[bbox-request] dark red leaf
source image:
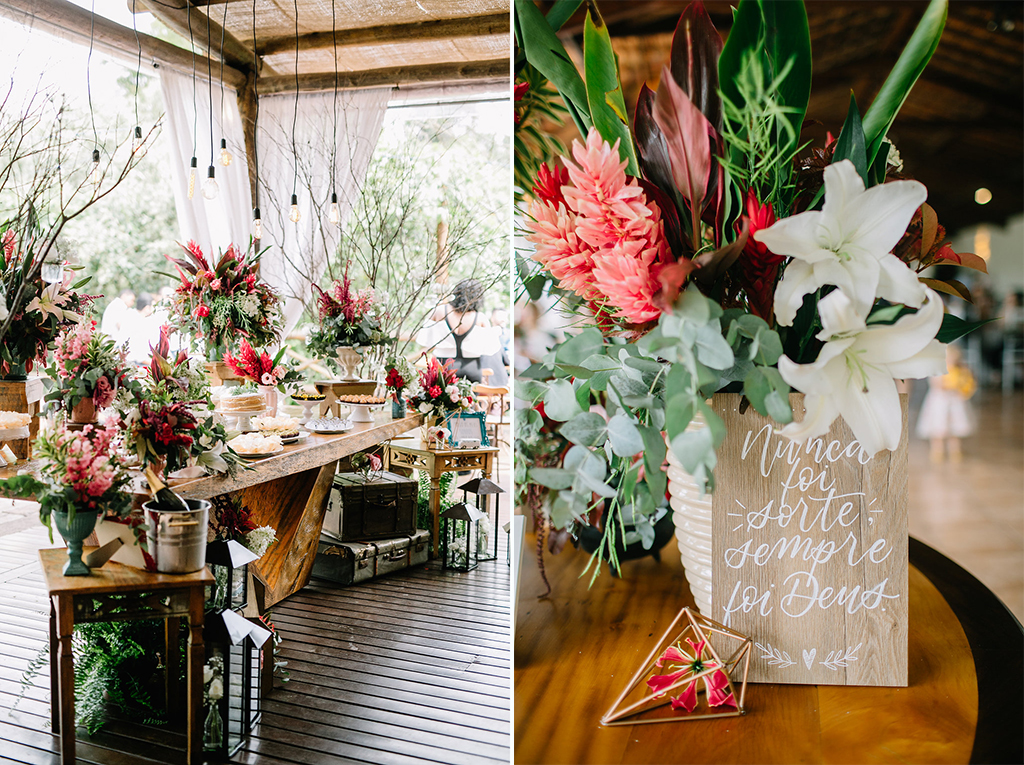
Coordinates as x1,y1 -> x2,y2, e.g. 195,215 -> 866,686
668,1 -> 724,132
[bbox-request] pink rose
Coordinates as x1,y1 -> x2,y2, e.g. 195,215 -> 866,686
260,372 -> 274,385
210,278 -> 222,291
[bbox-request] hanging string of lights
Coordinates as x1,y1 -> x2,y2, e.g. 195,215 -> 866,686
187,2 -> 198,200
88,0 -> 101,188
218,0 -> 232,167
203,6 -> 219,200
289,0 -> 301,224
328,0 -> 340,226
251,0 -> 262,240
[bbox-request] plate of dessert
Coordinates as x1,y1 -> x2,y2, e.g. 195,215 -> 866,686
253,415 -> 305,443
337,394 -> 386,423
216,386 -> 267,429
305,416 -> 353,434
229,432 -> 284,459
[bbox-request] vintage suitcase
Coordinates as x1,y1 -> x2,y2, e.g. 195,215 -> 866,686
311,530 -> 430,585
324,470 -> 417,541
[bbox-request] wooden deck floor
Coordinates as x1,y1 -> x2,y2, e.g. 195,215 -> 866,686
0,525 -> 511,764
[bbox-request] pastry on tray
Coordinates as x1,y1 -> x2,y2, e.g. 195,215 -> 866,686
336,394 -> 386,405
306,416 -> 351,432
228,432 -> 283,455
291,385 -> 326,401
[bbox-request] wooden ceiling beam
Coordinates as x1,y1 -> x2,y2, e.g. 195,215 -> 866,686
0,0 -> 246,89
135,0 -> 269,75
257,13 -> 509,57
257,59 -> 509,94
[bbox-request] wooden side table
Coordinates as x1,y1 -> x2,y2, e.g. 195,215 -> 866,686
386,437 -> 499,557
39,548 -> 214,765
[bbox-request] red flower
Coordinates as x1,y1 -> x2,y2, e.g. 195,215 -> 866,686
195,305 -> 210,318
385,369 -> 405,390
428,385 -> 442,399
735,188 -> 784,322
647,638 -> 736,714
532,162 -> 569,211
514,81 -> 529,101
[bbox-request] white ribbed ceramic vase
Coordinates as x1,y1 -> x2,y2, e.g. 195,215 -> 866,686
335,346 -> 362,381
666,413 -> 713,615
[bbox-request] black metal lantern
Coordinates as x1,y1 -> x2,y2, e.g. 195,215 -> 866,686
202,608 -> 272,759
457,477 -> 505,563
440,502 -> 486,572
206,539 -> 260,611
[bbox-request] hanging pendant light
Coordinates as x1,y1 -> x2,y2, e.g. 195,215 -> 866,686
131,0 -> 143,152
90,149 -> 102,188
188,156 -> 198,199
251,0 -> 262,240
328,192 -> 340,226
219,138 -> 232,167
289,0 -> 300,226
203,166 -> 219,200
217,2 -> 233,167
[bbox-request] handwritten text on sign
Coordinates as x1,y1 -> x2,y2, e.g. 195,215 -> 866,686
711,394 -> 908,686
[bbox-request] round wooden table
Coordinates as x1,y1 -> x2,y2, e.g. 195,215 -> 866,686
514,535 -> 1023,764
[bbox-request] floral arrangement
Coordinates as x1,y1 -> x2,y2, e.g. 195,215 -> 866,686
383,354 -> 416,403
0,226 -> 94,376
44,320 -> 129,414
209,494 -> 277,556
165,241 -> 281,358
0,422 -> 132,538
349,450 -> 383,480
115,328 -> 246,477
223,339 -> 303,391
406,357 -> 475,420
306,271 -> 390,358
515,0 -> 984,572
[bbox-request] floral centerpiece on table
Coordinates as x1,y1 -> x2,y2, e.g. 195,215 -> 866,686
165,241 -> 281,360
116,327 -> 246,477
0,226 -> 94,377
223,339 -> 303,391
44,320 -> 129,421
306,271 -> 390,377
0,422 -> 132,574
406,357 -> 475,421
383,353 -> 416,416
515,0 -> 985,574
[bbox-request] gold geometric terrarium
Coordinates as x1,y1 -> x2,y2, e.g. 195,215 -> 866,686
602,607 -> 751,725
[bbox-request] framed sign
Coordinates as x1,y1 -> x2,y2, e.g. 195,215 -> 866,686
711,394 -> 908,687
448,411 -> 489,447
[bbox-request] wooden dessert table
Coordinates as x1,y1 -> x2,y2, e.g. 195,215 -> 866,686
385,434 -> 499,557
515,535 -> 1023,765
39,547 -> 213,765
2,412 -> 422,611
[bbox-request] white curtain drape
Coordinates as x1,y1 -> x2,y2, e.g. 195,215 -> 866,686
253,88 -> 390,336
159,69 -> 251,255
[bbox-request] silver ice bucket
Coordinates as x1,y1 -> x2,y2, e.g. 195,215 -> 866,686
143,498 -> 211,574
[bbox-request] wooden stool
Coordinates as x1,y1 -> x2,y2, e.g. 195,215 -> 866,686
39,548 -> 213,765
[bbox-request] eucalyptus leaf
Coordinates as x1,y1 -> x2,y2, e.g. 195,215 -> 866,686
607,414 -> 644,457
543,379 -> 582,421
670,426 -> 714,474
559,412 -> 608,447
576,470 -> 616,498
555,328 -> 604,366
695,323 -> 734,369
528,467 -> 574,490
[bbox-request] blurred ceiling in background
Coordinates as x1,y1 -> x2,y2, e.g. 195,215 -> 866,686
536,0 -> 1023,236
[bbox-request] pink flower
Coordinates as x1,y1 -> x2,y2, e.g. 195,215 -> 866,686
272,366 -> 286,381
646,637 -> 736,714
210,278 -> 223,291
525,128 -> 671,320
92,375 -> 115,409
368,454 -> 382,471
260,372 -> 274,385
195,305 -> 210,318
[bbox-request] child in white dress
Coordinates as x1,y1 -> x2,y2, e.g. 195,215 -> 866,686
916,344 -> 976,462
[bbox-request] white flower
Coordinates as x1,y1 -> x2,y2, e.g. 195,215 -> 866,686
208,678 -> 224,701
754,160 -> 927,325
245,525 -> 277,557
418,402 -> 432,414
778,288 -> 946,457
26,282 -> 76,323
203,665 -> 214,684
445,385 -> 458,398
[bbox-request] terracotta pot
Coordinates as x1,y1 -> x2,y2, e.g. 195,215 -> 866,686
70,397 -> 97,424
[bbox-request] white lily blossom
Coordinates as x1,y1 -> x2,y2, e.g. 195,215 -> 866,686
778,288 -> 947,457
754,159 -> 928,325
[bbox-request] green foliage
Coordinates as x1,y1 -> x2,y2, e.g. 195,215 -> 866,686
416,470 -> 456,533
583,11 -> 639,176
514,64 -> 568,201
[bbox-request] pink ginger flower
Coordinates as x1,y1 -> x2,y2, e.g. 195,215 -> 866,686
525,129 -> 671,322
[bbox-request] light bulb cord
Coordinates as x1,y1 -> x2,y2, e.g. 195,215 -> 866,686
132,0 -> 141,132
207,5 -> 214,166
291,0 -> 299,198
219,0 -> 228,142
88,0 -> 98,151
332,0 -> 338,199
252,0 -> 260,210
189,3 -> 197,158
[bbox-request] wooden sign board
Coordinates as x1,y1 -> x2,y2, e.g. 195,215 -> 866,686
711,393 -> 908,686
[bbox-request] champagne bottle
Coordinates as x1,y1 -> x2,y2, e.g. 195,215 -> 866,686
144,466 -> 190,512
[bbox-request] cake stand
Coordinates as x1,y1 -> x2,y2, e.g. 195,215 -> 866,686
345,403 -> 383,423
215,407 -> 267,433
